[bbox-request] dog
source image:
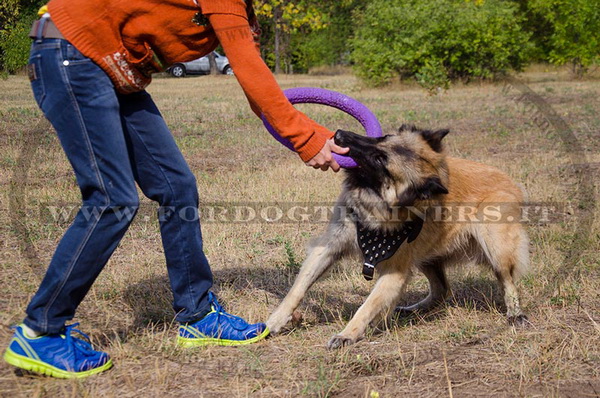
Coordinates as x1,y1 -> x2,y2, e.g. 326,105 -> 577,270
266,125 -> 530,349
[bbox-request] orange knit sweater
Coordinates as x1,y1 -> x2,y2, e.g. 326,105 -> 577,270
47,0 -> 333,162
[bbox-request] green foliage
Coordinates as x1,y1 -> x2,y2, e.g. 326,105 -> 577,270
293,1 -> 367,71
526,0 -> 600,73
0,0 -> 21,30
1,1 -> 46,74
0,12 -> 35,74
1,0 -> 596,79
255,0 -> 329,72
414,59 -> 450,93
351,0 -> 533,87
283,240 -> 301,270
256,0 -> 328,31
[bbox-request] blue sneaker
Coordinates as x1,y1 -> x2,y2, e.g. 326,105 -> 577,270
177,292 -> 269,347
3,323 -> 112,378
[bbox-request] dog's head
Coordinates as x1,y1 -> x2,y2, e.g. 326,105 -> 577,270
335,124 -> 450,212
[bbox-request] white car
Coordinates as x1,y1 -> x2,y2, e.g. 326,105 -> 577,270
168,52 -> 233,77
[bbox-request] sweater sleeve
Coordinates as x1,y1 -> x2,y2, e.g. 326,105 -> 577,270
197,0 -> 247,17
205,12 -> 334,162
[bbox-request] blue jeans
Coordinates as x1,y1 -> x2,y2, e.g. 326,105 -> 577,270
24,38 -> 213,334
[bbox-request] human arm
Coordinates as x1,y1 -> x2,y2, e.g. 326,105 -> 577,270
204,12 -> 348,170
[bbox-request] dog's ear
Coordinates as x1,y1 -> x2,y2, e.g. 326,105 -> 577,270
416,176 -> 449,199
420,129 -> 449,153
398,124 -> 418,134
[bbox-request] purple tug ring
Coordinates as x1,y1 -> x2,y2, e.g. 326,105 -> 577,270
261,87 -> 383,169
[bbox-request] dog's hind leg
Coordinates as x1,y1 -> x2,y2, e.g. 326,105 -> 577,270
473,221 -> 530,326
395,257 -> 449,315
267,220 -> 356,335
328,262 -> 411,349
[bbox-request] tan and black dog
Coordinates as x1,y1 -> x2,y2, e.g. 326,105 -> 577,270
266,125 -> 529,349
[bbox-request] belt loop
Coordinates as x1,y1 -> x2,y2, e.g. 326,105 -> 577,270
35,16 -> 49,43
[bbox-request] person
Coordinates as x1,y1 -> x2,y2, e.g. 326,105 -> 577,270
3,0 -> 349,378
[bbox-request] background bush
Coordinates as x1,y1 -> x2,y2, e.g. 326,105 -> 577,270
293,1 -> 365,72
1,0 -> 45,75
350,0 -> 533,88
526,0 -> 600,74
1,0 -> 597,85
0,13 -> 36,74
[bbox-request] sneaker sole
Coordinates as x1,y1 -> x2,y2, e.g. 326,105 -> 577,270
177,327 -> 270,347
3,348 -> 113,379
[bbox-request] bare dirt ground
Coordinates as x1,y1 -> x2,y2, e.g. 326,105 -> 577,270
0,70 -> 598,397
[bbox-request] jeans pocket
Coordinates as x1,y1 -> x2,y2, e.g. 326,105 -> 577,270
28,54 -> 46,108
63,42 -> 92,65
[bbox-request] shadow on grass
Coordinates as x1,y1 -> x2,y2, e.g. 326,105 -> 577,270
392,274 -> 506,327
122,276 -> 174,330
119,265 -> 301,331
119,265 -> 507,335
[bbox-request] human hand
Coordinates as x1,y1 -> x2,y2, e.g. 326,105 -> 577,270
305,138 -> 350,172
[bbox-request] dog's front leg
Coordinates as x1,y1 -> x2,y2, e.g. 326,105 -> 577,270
327,264 -> 411,349
267,242 -> 342,334
267,203 -> 356,335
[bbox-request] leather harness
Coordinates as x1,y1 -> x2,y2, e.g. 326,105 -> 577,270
355,215 -> 424,280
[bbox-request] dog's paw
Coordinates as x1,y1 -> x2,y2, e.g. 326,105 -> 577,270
265,321 -> 283,335
508,314 -> 531,327
266,313 -> 293,335
327,335 -> 356,350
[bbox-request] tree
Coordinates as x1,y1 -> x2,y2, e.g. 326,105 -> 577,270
207,52 -> 218,75
254,0 -> 327,73
294,0 -> 369,71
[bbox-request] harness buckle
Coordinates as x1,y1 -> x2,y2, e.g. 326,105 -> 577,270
362,263 -> 375,280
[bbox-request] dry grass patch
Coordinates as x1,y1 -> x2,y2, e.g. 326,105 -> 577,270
0,72 -> 598,396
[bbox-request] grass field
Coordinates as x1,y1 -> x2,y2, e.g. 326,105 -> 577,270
0,70 -> 599,397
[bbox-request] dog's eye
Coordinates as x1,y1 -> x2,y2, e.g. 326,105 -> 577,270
392,145 -> 415,159
373,153 -> 388,168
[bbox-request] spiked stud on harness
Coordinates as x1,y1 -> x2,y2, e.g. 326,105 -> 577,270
356,217 -> 423,280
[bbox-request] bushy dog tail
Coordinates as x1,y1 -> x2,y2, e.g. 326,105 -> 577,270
511,228 -> 530,281
511,183 -> 530,281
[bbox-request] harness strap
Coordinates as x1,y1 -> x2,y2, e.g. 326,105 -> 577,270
356,217 -> 423,280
